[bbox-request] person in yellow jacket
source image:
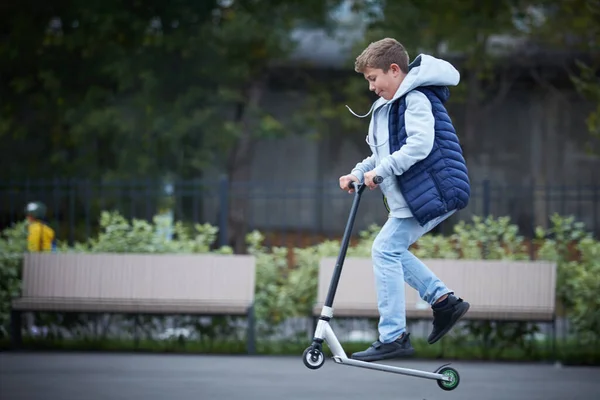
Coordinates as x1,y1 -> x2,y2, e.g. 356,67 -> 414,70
25,201 -> 56,252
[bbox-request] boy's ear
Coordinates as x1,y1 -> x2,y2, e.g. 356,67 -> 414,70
389,63 -> 401,75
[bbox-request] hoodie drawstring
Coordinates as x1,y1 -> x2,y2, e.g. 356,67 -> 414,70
345,101 -> 389,149
345,102 -> 376,118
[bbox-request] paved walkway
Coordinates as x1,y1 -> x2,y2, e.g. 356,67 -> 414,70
1,352 -> 598,400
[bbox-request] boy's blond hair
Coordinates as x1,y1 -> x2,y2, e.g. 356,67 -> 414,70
355,38 -> 409,74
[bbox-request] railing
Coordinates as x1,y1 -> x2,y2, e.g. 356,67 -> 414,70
1,178 -> 599,248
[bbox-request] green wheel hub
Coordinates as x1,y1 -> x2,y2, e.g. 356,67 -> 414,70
436,366 -> 460,391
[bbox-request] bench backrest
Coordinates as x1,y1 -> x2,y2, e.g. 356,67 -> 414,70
315,257 -> 557,321
21,253 -> 256,306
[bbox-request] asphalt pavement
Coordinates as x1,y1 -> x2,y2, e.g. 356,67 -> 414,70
1,352 -> 598,400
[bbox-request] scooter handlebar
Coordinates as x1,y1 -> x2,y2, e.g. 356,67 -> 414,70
350,176 -> 383,193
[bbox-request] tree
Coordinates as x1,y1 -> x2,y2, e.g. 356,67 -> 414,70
198,0 -> 345,253
0,0 -> 346,252
526,0 -> 600,153
0,0 -> 221,180
323,0 -> 540,160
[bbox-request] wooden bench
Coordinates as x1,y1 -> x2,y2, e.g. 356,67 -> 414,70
11,252 -> 257,353
313,257 -> 558,322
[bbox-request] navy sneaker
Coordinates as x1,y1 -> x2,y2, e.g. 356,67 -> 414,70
427,294 -> 470,344
351,332 -> 415,362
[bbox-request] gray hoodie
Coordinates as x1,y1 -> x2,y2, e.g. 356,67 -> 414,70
349,54 -> 460,218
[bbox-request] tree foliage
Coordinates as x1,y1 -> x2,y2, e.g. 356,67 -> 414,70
0,0 -> 343,181
1,0 -> 346,252
2,0 -> 598,253
330,0 -> 538,158
527,0 -> 600,151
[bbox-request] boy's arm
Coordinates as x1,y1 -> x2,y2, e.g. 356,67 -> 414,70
350,155 -> 376,182
373,91 -> 435,178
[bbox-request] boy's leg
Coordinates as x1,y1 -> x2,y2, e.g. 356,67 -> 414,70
401,210 -> 471,344
399,243 -> 470,344
351,211 -> 469,362
352,216 -> 444,361
402,210 -> 455,303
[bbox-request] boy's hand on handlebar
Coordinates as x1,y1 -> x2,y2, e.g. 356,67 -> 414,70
364,170 -> 379,190
339,174 -> 359,193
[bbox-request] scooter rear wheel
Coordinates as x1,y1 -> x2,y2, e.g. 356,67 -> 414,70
436,367 -> 460,391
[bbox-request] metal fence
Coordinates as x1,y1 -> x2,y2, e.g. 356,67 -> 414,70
1,178 -> 599,248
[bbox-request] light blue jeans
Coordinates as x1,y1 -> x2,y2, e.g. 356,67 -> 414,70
371,210 -> 456,343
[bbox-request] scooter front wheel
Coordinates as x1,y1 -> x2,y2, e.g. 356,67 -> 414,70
302,346 -> 325,370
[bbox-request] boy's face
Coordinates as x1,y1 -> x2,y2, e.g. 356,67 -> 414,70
363,63 -> 405,100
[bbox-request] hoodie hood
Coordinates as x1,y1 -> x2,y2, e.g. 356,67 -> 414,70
392,53 -> 460,102
346,54 -> 460,118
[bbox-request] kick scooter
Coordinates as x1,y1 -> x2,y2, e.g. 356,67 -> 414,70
302,179 -> 461,391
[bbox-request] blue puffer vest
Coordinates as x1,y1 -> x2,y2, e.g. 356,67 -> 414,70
387,85 -> 470,226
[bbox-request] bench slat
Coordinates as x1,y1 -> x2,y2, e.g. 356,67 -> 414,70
12,298 -> 251,315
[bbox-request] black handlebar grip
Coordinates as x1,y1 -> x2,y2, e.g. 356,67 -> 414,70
374,176 -> 383,184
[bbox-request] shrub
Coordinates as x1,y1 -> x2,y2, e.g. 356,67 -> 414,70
535,214 -> 599,345
0,221 -> 28,338
1,210 -> 598,354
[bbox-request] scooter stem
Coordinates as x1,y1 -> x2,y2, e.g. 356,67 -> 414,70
323,181 -> 366,308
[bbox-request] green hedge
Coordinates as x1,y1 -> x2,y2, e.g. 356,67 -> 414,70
1,211 -> 599,363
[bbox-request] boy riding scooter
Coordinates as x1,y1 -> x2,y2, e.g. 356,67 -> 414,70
339,38 -> 471,362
